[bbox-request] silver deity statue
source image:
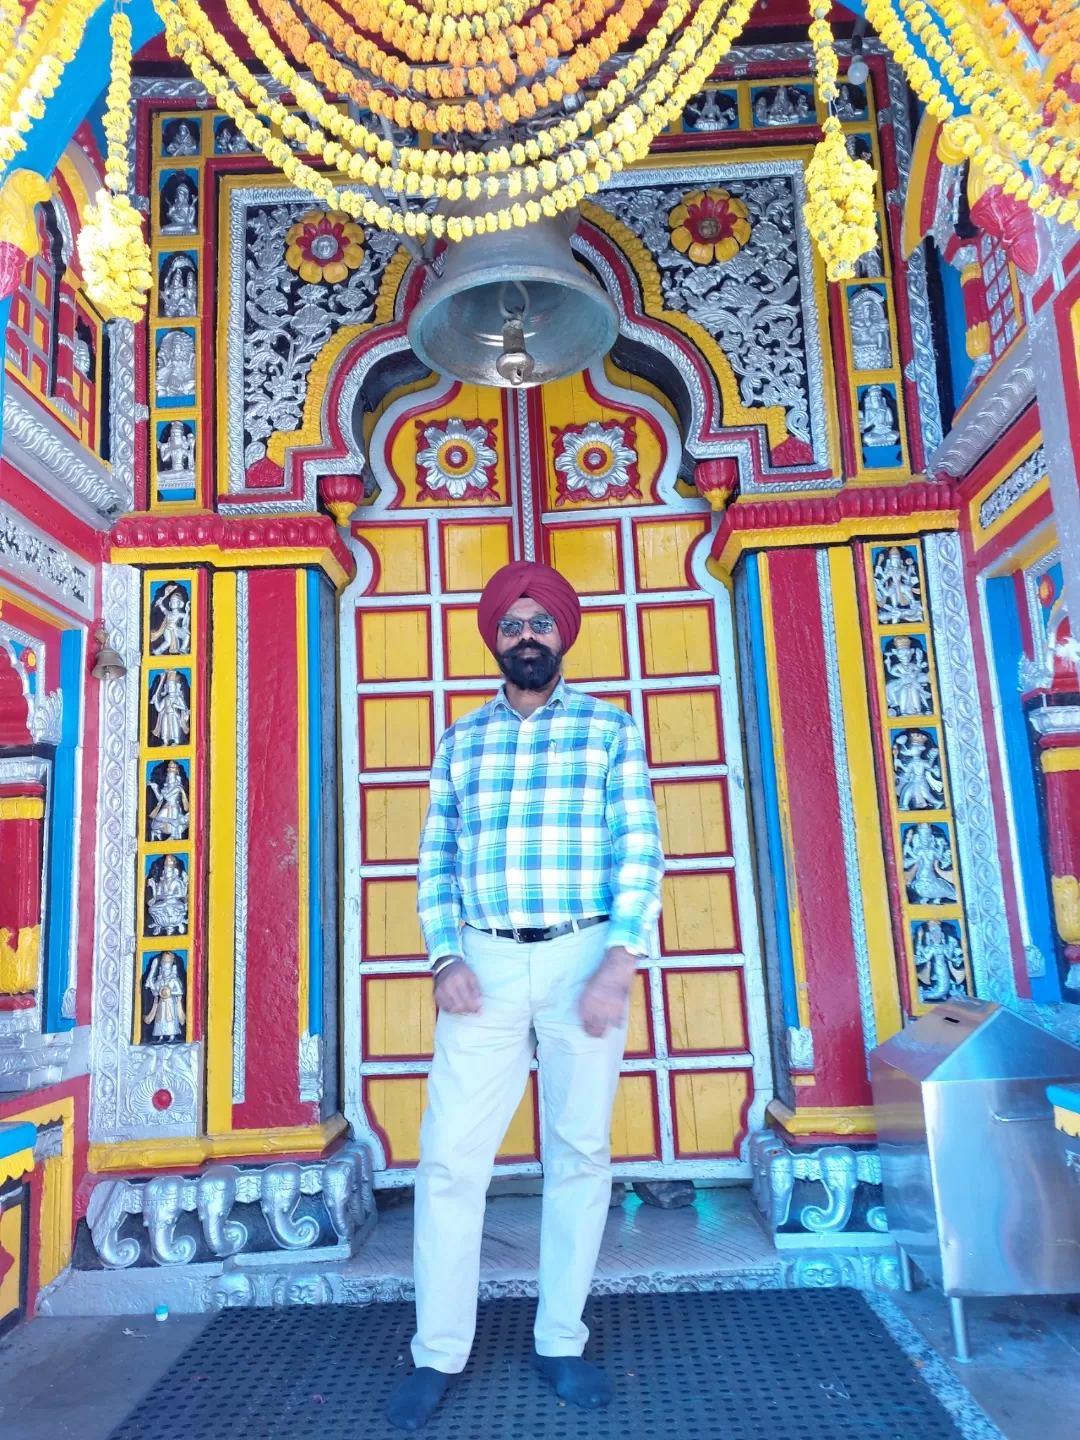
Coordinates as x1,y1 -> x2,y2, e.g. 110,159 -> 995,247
149,669 -> 190,746
873,545 -> 923,623
161,180 -> 197,235
158,420 -> 195,485
149,583 -> 191,655
149,760 -> 189,841
883,635 -> 932,717
688,90 -> 736,131
165,121 -> 199,157
146,854 -> 189,936
156,330 -> 196,401
902,823 -> 957,905
914,920 -> 967,1002
143,951 -> 186,1042
892,728 -> 945,811
849,288 -> 891,371
859,384 -> 899,449
160,255 -> 197,318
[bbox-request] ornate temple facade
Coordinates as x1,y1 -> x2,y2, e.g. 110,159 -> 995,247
1,6 -> 1079,1326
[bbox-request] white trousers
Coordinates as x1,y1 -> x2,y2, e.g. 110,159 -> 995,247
411,922 -> 627,1373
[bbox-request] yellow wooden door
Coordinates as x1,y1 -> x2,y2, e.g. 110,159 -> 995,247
341,363 -> 769,1185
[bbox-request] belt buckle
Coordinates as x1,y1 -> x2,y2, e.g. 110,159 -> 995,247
512,927 -> 525,944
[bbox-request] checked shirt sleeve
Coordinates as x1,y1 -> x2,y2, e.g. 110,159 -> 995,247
604,718 -> 664,954
417,731 -> 463,966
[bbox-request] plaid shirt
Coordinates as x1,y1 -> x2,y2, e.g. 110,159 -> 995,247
417,681 -> 664,964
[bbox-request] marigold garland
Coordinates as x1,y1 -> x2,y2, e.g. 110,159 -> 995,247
803,5 -> 878,280
76,9 -> 153,320
0,0 -> 104,174
150,0 -> 753,243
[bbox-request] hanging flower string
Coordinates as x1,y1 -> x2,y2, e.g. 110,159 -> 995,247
77,7 -> 153,320
150,0 -> 755,242
803,5 -> 879,280
0,0 -> 104,174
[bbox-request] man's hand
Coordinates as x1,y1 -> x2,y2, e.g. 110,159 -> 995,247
433,959 -> 482,1015
579,946 -> 638,1037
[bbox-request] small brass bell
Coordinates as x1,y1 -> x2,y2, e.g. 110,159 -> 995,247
91,629 -> 126,681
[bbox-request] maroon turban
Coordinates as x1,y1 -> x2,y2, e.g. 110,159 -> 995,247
477,561 -> 582,656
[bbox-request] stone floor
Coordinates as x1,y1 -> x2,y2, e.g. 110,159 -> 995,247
2,1189 -> 1079,1439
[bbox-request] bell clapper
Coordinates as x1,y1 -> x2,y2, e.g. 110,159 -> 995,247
496,280 -> 536,387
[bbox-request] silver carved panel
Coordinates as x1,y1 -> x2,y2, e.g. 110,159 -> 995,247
90,564 -> 203,1141
979,446 -> 1047,533
923,533 -> 1016,1004
224,186 -> 401,507
596,161 -> 826,463
0,501 -> 94,616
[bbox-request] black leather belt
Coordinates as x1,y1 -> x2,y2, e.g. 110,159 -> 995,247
468,914 -> 609,944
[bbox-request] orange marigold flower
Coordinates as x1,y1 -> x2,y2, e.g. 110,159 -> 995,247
464,100 -> 485,131
515,86 -> 536,117
498,56 -> 516,84
393,95 -> 411,126
500,94 -> 520,122
410,100 -> 428,129
468,67 -> 486,95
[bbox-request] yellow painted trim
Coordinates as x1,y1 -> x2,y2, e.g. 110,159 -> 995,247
758,554 -> 811,1031
1041,747 -> 1080,774
55,154 -> 91,222
767,1099 -> 877,1136
4,1098 -> 75,1285
206,571 -> 238,1134
374,245 -> 414,325
579,198 -> 791,450
828,548 -> 903,1046
0,1147 -> 34,1185
0,797 -> 44,819
267,323 -> 371,466
110,545 -> 350,590
969,430 -> 1048,551
902,112 -> 942,258
87,1115 -> 349,1172
1053,1105 -> 1080,1137
707,508 -> 959,583
296,571 -> 310,1041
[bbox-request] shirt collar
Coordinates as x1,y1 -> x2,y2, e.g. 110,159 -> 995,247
493,678 -> 572,717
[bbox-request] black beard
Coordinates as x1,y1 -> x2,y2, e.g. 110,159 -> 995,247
498,640 -> 562,691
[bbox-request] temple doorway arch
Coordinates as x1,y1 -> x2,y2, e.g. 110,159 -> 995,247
329,311 -> 774,1186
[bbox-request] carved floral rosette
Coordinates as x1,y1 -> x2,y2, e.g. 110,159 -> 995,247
552,418 -> 641,506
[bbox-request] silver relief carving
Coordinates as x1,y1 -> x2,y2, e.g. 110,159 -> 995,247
749,1131 -> 795,1229
2,386 -> 127,527
923,532 -> 1015,1003
86,1179 -> 143,1269
929,336 -> 1036,478
233,571 -> 249,1106
260,1163 -> 321,1249
886,56 -> 943,454
849,287 -> 892,371
817,550 -> 877,1057
89,565 -> 141,1141
143,1175 -> 198,1265
197,1167 -> 249,1257
786,1024 -> 814,1071
979,446 -> 1047,531
228,189 -> 399,497
299,1030 -> 323,1104
108,318 -> 137,512
800,1147 -> 859,1233
598,167 -> 819,455
120,1044 -> 201,1132
0,619 -> 62,743
0,502 -> 93,616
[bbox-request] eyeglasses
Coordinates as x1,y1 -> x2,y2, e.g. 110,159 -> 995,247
497,613 -> 555,638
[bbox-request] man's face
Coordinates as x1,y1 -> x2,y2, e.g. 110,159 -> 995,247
495,596 -> 563,691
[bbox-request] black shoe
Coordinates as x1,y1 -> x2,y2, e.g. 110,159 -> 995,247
533,1352 -> 612,1409
385,1367 -> 456,1431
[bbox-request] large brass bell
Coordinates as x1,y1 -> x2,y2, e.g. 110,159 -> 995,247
408,206 -> 618,388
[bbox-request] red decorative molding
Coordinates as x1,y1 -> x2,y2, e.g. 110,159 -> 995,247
111,512 -> 355,580
712,481 -> 955,552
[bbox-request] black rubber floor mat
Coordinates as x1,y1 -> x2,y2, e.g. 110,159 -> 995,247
107,1289 -> 963,1439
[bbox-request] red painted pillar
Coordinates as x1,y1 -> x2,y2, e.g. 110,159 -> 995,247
0,781 -> 45,1006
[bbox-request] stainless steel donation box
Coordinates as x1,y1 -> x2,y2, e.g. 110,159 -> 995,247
871,996 -> 1080,1359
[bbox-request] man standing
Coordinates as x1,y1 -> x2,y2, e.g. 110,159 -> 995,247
386,560 -> 664,1432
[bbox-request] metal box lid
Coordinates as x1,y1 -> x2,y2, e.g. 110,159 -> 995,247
871,996 -> 1080,1085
